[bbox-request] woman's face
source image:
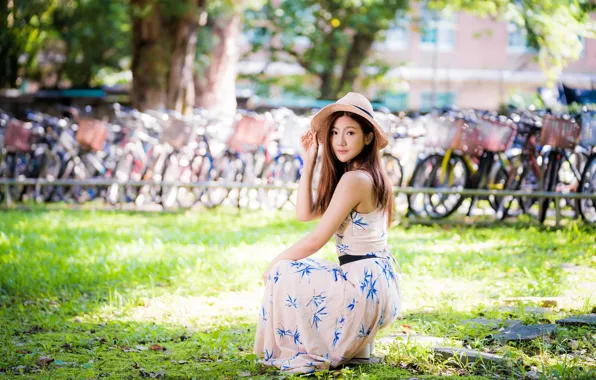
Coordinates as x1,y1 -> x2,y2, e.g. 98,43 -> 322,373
330,115 -> 373,163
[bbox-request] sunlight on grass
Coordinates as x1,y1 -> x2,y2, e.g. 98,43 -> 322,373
1,207 -> 595,379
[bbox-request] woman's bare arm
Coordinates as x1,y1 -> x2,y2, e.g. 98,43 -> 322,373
295,131 -> 321,221
263,171 -> 372,277
295,160 -> 321,221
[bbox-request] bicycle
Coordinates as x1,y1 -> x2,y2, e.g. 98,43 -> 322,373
536,115 -> 583,223
408,113 -> 516,219
576,110 -> 596,223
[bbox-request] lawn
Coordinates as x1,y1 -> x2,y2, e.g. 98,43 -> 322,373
0,206 -> 595,379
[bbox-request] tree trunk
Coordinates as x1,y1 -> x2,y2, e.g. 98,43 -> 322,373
318,31 -> 340,100
131,0 -> 200,113
167,8 -> 198,114
335,32 -> 376,96
195,12 -> 240,116
0,0 -> 19,88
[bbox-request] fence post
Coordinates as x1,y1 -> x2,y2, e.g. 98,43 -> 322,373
555,198 -> 562,227
4,182 -> 10,207
119,183 -> 125,209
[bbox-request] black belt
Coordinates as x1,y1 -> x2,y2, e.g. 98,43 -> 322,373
338,254 -> 378,266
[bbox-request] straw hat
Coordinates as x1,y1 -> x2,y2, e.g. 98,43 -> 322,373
310,92 -> 388,149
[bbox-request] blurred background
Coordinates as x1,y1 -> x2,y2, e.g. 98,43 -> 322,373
1,0 -> 594,115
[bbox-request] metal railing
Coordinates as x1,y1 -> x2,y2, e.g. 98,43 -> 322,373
1,178 -> 594,225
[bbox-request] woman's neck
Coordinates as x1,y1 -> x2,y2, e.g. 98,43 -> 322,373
346,161 -> 365,172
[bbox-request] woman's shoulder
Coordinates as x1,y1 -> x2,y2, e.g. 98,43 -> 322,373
339,170 -> 374,189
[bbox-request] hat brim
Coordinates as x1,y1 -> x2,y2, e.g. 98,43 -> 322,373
310,104 -> 388,150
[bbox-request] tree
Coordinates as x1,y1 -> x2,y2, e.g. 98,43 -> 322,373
194,3 -> 241,115
194,0 -> 263,115
245,0 -> 408,100
50,0 -> 130,87
0,0 -> 56,89
130,0 -> 207,112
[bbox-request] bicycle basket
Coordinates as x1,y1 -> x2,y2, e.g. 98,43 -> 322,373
452,120 -> 484,156
580,111 -> 596,146
475,118 -> 517,152
76,118 -> 108,151
539,115 -> 580,150
160,117 -> 194,150
5,119 -> 32,153
227,114 -> 274,152
424,116 -> 461,150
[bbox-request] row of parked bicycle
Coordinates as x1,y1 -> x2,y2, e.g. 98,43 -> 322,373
0,103 -> 595,223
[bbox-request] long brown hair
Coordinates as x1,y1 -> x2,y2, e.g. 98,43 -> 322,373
312,111 -> 394,226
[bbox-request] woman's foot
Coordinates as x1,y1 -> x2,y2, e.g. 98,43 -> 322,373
354,341 -> 375,359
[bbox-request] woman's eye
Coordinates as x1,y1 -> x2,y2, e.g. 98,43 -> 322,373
347,132 -> 354,135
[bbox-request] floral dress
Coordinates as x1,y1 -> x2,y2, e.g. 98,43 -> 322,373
254,208 -> 402,374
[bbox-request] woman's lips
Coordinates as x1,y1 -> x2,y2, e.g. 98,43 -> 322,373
336,150 -> 348,154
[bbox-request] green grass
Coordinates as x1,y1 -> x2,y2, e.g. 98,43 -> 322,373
0,206 -> 595,379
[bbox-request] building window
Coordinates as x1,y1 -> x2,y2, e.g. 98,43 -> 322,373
507,23 -> 531,53
376,12 -> 409,51
420,91 -> 455,111
382,92 -> 409,111
419,8 -> 456,50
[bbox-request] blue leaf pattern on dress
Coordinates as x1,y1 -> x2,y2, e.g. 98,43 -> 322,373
307,292 -> 327,308
357,323 -> 372,338
347,298 -> 357,311
273,267 -> 281,283
350,212 -> 369,230
264,348 -> 274,361
294,263 -> 319,282
276,326 -> 287,339
378,309 -> 385,327
285,327 -> 303,345
359,267 -> 373,293
332,327 -> 342,348
336,243 -> 350,254
366,277 -> 379,303
285,294 -> 299,309
311,306 -> 328,331
376,260 -> 395,287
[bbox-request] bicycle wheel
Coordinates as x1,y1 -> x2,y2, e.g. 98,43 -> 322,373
487,164 -> 508,211
36,149 -> 62,202
423,153 -> 468,219
161,153 -> 183,209
407,154 -> 442,218
206,151 -> 245,208
177,153 -> 212,209
382,152 -> 404,188
577,154 -> 596,223
538,150 -> 561,223
106,151 -> 134,205
258,153 -> 301,210
497,161 -> 536,220
6,152 -> 28,203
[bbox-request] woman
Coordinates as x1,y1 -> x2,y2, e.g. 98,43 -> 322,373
254,92 -> 402,374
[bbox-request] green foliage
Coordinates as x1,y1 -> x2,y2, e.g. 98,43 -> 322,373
0,0 -> 57,88
244,0 -> 408,99
49,0 -> 130,87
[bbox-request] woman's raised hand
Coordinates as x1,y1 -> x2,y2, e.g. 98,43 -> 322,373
300,130 -> 319,165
